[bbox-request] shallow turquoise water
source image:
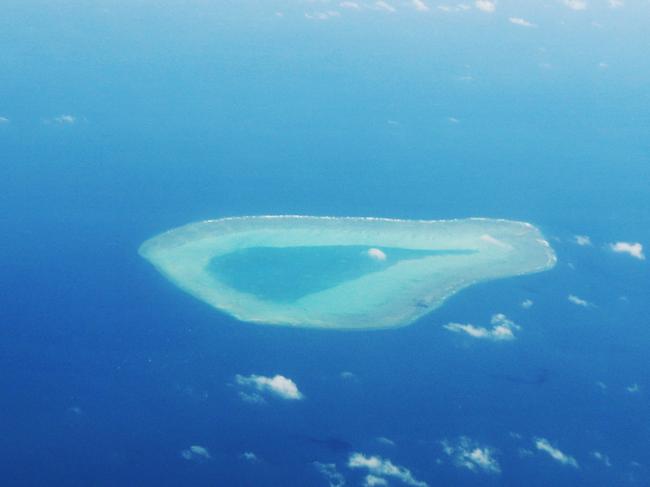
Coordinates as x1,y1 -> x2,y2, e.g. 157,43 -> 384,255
207,245 -> 474,302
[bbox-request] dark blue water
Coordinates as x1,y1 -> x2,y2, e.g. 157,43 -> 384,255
1,2 -> 649,486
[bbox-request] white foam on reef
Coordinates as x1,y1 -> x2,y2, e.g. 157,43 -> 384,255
139,216 -> 556,329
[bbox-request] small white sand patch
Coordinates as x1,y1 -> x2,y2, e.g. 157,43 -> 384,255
480,234 -> 513,250
367,248 -> 387,261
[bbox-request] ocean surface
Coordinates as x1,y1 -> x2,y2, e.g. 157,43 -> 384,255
1,1 -> 649,486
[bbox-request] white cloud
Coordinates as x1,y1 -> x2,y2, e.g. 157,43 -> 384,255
444,314 -> 520,341
598,62 -> 609,69
475,0 -> 495,12
241,451 -> 259,462
53,114 -> 76,124
340,1 -> 361,9
441,437 -> 501,474
610,242 -> 645,260
235,374 -> 303,400
348,453 -> 428,487
0,116 -> 9,124
521,299 -> 534,309
365,475 -> 388,486
509,17 -> 535,27
562,0 -> 587,10
608,0 -> 623,7
574,235 -> 592,246
626,383 -> 640,393
181,445 -> 211,462
568,294 -> 591,307
591,451 -> 612,467
374,1 -> 396,12
411,0 -> 429,11
534,438 -> 579,468
341,371 -> 357,380
448,117 -> 460,123
367,248 -> 387,261
314,462 -> 346,487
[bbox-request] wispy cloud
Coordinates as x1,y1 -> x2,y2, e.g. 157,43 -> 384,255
374,1 -> 397,12
534,438 -> 579,468
562,0 -> 587,10
314,462 -> 346,487
438,4 -> 471,12
475,0 -> 495,13
305,11 -> 341,20
521,299 -> 534,309
0,116 -> 9,124
568,294 -> 591,307
574,235 -> 592,246
235,374 -> 303,400
509,17 -> 535,27
608,0 -> 623,7
444,314 -> 520,341
411,0 -> 429,11
340,1 -> 361,9
238,391 -> 266,404
53,114 -> 76,124
626,383 -> 640,393
180,445 -> 211,462
610,242 -> 645,260
348,453 -> 427,487
441,437 -> 501,474
591,451 -> 612,467
376,437 -> 396,446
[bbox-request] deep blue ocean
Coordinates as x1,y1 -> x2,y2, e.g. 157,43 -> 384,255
1,1 -> 649,486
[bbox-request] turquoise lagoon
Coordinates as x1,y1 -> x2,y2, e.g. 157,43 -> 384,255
139,216 -> 556,329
